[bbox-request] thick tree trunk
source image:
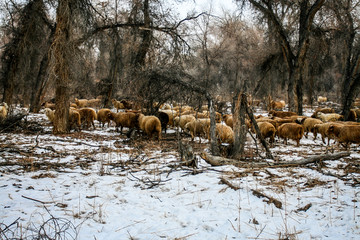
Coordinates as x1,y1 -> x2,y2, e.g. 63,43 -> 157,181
231,92 -> 247,159
51,0 -> 73,134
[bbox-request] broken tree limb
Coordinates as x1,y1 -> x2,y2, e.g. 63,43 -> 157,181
251,189 -> 282,209
200,151 -> 351,168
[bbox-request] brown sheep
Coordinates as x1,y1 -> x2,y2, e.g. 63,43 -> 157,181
88,98 -> 102,109
69,109 -> 81,131
269,110 -> 297,118
313,122 -> 341,145
74,98 -> 89,108
76,108 -> 97,130
174,115 -> 196,132
120,99 -> 134,109
352,109 -> 360,121
97,108 -> 112,128
196,111 -> 222,123
138,114 -> 162,140
223,114 -> 233,128
301,118 -> 323,139
108,111 -> 139,133
255,121 -> 276,144
327,124 -> 360,149
215,123 -> 234,144
184,118 -> 211,143
42,102 -> 56,110
112,99 -> 124,112
277,123 -> 304,146
273,117 -> 297,127
311,108 -> 335,118
270,100 -> 285,110
256,117 -> 278,129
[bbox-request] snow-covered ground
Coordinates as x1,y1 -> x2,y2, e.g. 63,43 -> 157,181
1,106 -> 360,239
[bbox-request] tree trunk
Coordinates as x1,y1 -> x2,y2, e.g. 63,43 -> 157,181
29,50 -> 50,113
231,92 -> 247,159
51,0 -> 74,134
134,0 -> 152,67
208,98 -> 219,156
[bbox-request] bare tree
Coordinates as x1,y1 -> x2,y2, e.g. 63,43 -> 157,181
327,1 -> 360,120
50,0 -> 93,134
242,0 -> 325,114
0,0 -> 53,111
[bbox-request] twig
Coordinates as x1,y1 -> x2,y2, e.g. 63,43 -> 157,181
21,195 -> 54,204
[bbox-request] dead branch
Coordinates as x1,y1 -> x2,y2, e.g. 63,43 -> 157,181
219,177 -> 240,190
22,195 -> 54,204
251,189 -> 282,209
200,151 -> 351,168
295,203 -> 312,212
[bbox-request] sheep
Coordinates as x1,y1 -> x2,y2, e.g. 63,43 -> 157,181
301,118 -> 323,139
270,100 -> 286,110
44,108 -> 55,123
311,108 -> 335,118
273,117 -> 297,127
174,114 -> 196,132
112,99 -> 125,112
76,108 -> 97,130
277,123 -> 304,146
313,122 -> 341,145
317,112 -> 344,122
97,108 -> 112,128
120,99 -> 133,109
184,118 -> 211,143
42,102 -> 56,110
88,98 -> 102,109
0,102 -> 8,121
161,103 -> 171,110
256,117 -> 278,130
69,109 -> 81,131
156,111 -> 170,133
223,114 -> 233,128
348,109 -> 357,121
108,111 -> 139,133
254,121 -> 276,144
138,113 -> 162,140
198,111 -> 222,123
317,96 -> 327,103
215,123 -> 234,144
269,110 -> 297,118
74,98 -> 89,108
327,124 -> 360,149
159,109 -> 177,126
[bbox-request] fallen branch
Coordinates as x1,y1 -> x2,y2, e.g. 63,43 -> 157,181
251,189 -> 282,209
295,203 -> 312,212
219,177 -> 240,190
200,151 -> 351,168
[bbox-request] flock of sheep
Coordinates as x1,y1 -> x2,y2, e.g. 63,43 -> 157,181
37,97 -> 360,150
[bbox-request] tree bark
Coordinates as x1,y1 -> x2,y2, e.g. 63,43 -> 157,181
51,0 -> 74,134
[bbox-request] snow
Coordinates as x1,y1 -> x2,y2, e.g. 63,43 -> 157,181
1,107 -> 360,239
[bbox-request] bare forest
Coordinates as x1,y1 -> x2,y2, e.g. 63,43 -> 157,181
1,0 -> 360,239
